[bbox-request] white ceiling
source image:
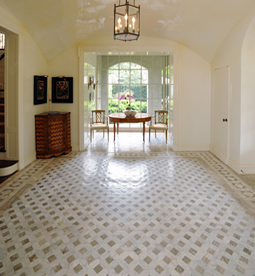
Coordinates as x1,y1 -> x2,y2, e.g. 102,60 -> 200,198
1,0 -> 254,62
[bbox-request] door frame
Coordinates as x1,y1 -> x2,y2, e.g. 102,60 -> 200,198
0,16 -> 24,169
211,65 -> 231,164
78,46 -> 179,150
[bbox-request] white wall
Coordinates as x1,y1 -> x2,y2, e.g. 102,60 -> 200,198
0,6 -> 48,168
23,31 -> 48,166
52,44 -> 211,152
175,46 -> 211,151
212,10 -> 255,173
240,17 -> 255,172
0,4 -> 213,165
48,47 -> 79,151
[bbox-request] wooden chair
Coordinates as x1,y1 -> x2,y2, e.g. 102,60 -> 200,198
90,110 -> 109,142
149,110 -> 168,143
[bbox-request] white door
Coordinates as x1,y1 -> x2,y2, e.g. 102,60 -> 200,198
212,66 -> 230,163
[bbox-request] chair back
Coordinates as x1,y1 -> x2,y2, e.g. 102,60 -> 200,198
154,110 -> 168,125
91,110 -> 106,124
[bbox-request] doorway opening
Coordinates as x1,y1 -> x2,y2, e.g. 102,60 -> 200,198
84,53 -> 174,134
0,27 -> 19,178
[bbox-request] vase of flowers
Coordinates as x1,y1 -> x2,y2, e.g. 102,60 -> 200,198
119,90 -> 138,117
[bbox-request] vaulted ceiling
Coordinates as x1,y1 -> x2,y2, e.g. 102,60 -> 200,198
1,0 -> 255,62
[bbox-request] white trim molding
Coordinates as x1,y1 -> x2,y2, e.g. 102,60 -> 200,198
228,157 -> 255,174
174,144 -> 210,152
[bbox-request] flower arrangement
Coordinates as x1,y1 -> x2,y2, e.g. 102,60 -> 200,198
119,90 -> 135,110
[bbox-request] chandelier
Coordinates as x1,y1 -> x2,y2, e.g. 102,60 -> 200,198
114,0 -> 140,42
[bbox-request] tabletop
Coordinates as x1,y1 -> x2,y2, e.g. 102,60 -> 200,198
109,113 -> 151,122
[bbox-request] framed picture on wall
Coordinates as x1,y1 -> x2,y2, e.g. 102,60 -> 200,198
52,77 -> 73,103
34,75 -> 48,105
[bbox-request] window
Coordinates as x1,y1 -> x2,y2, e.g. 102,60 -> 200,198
108,62 -> 148,116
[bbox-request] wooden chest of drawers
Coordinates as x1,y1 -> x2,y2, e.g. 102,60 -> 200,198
35,112 -> 72,159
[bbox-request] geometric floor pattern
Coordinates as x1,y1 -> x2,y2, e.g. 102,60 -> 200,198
0,134 -> 255,275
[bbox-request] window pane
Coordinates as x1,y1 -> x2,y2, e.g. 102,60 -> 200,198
131,70 -> 141,84
108,69 -> 118,84
94,54 -> 172,129
141,56 -> 152,68
150,69 -> 162,84
130,85 -> 141,99
110,84 -> 119,99
153,56 -> 163,70
132,99 -> 148,113
131,59 -> 141,69
150,85 -> 162,99
119,62 -> 130,69
98,56 -> 109,70
119,70 -> 129,84
99,69 -> 108,84
152,99 -> 163,111
108,98 -> 119,114
97,85 -> 108,99
142,70 -> 148,84
97,98 -> 109,112
109,56 -> 119,68
119,85 -> 130,93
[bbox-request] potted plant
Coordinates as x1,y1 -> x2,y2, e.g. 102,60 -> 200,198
119,90 -> 137,117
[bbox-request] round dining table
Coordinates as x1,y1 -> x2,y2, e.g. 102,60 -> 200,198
108,113 -> 152,141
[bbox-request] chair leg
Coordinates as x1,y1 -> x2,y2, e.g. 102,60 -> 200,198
107,129 -> 109,141
90,129 -> 92,142
149,129 -> 150,141
103,129 -> 105,138
165,130 -> 167,143
155,130 -> 156,138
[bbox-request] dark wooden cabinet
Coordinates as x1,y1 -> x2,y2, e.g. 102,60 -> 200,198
35,112 -> 72,159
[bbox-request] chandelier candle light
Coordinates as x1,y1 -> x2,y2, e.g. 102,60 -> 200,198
114,0 -> 140,41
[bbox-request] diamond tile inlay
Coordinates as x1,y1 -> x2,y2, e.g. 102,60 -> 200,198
0,143 -> 255,275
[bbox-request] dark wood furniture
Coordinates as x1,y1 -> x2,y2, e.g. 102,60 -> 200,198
109,113 -> 151,141
35,112 -> 72,159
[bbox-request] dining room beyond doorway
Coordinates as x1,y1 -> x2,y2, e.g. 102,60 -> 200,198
84,52 -> 174,142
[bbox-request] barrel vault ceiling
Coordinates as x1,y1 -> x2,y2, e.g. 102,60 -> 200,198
0,0 -> 255,62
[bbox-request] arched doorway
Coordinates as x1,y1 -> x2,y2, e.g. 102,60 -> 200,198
79,48 -> 176,151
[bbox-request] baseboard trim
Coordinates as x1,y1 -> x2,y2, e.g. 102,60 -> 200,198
228,158 -> 255,174
71,144 -> 79,152
210,146 -> 255,174
210,146 -> 228,164
239,166 -> 255,174
23,152 -> 36,169
173,144 -> 210,151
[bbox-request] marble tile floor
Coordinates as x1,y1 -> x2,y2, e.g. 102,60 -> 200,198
0,132 -> 255,276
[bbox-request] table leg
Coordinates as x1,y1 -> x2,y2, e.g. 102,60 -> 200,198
117,122 -> 119,134
113,122 -> 116,141
143,122 -> 145,141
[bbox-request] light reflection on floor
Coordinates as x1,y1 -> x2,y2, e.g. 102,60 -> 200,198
0,131 -> 255,275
